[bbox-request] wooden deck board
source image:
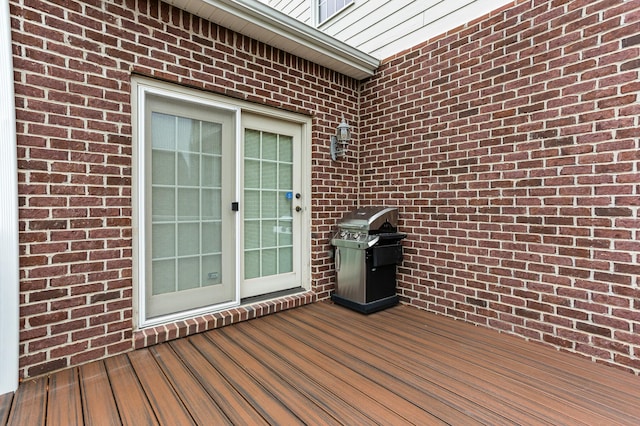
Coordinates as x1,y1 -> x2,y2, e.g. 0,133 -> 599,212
149,344 -> 232,425
128,349 -> 196,425
272,309 -> 517,425
6,376 -> 46,426
189,333 -> 303,425
169,338 -> 269,425
293,304 -> 555,425
78,361 -> 121,426
201,331 -> 343,425
5,302 -> 640,425
383,305 -> 640,422
308,303 -> 628,425
0,393 -> 12,426
216,323 -> 385,425
247,313 -> 449,424
104,355 -> 158,426
391,305 -> 637,388
46,368 -> 83,426
235,320 -> 414,424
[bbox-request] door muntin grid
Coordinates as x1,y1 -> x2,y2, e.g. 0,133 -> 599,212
144,93 -> 235,320
151,112 -> 223,295
243,128 -> 294,280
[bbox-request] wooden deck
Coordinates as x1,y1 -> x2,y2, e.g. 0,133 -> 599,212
2,302 -> 640,425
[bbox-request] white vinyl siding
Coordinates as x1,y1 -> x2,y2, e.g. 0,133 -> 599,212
259,0 -> 514,60
325,0 -> 515,59
261,0 -> 311,23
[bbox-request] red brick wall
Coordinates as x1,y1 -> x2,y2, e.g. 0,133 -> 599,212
361,0 -> 640,373
13,0 -> 640,379
11,0 -> 358,378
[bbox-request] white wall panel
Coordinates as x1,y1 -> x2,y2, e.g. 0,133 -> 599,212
0,0 -> 19,395
259,0 -> 311,23
289,1 -> 311,22
259,0 -> 515,60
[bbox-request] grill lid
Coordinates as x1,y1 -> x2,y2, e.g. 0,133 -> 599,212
336,206 -> 398,231
332,206 -> 402,249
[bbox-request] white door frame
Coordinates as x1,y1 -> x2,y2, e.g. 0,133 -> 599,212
132,79 -> 243,328
0,0 -> 19,394
132,77 -> 312,329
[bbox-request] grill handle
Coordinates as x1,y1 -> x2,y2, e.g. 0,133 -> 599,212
335,247 -> 341,272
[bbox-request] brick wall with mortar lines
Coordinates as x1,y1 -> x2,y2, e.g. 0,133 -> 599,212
360,0 -> 640,373
11,0 -> 359,378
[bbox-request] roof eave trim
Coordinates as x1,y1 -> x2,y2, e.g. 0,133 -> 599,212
166,0 -> 380,79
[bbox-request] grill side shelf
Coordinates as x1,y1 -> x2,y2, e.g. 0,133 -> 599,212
331,236 -> 379,249
372,232 -> 407,241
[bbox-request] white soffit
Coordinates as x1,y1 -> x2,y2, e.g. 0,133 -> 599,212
166,0 -> 380,80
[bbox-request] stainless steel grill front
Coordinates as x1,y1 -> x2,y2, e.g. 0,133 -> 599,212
331,206 -> 406,313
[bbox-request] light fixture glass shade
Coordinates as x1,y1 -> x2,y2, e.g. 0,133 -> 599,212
330,116 -> 351,161
336,117 -> 351,142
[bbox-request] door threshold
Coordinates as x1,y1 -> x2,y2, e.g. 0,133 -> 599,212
134,289 -> 314,350
241,287 -> 305,305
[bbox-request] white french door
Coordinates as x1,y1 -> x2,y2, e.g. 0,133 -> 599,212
241,113 -> 303,298
143,94 -> 237,320
135,79 -> 310,327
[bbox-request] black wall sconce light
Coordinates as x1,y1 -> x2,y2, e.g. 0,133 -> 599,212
330,116 -> 351,161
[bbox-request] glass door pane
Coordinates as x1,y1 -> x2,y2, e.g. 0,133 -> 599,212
241,114 -> 302,298
144,94 -> 236,320
243,130 -> 293,279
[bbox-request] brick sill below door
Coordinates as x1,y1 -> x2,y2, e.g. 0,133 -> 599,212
133,290 -> 315,350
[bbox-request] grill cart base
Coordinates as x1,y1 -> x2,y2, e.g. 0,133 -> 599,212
331,294 -> 399,314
